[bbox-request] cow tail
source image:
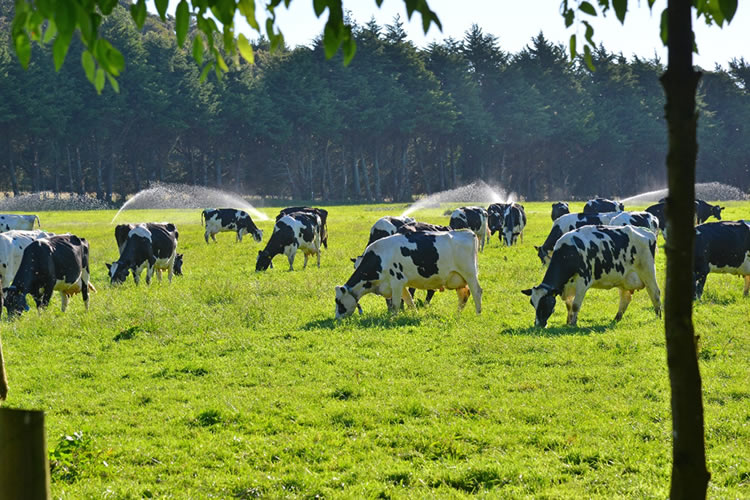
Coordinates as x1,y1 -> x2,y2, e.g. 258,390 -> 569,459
201,210 -> 205,227
35,215 -> 41,228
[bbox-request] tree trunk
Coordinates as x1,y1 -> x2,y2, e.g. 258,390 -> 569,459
360,152 -> 373,201
215,157 -> 222,187
66,146 -> 75,194
439,151 -> 446,191
8,149 -> 19,196
661,2 -> 709,498
75,146 -> 84,194
202,153 -> 209,186
32,148 -> 40,193
374,148 -> 382,201
352,154 -> 362,200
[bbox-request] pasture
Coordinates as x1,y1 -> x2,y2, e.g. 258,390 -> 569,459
1,202 -> 749,498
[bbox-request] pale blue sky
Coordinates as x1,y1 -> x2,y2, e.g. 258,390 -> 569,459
240,0 -> 749,68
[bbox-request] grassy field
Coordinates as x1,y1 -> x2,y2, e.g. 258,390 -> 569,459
1,202 -> 748,499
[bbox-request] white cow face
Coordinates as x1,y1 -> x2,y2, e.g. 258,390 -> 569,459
335,285 -> 358,319
521,286 -> 557,328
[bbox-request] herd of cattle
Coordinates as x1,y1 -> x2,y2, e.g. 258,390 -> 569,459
0,198 -> 746,325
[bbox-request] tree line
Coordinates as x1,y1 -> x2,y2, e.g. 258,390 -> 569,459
1,0 -> 748,203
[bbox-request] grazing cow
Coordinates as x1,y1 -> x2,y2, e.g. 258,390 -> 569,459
364,216 -> 416,247
256,212 -> 321,271
0,230 -> 54,291
107,223 -> 179,285
4,234 -> 92,315
277,207 -> 329,248
535,212 -> 620,265
501,203 -> 527,246
657,198 -> 724,225
201,208 -> 263,244
645,201 -> 700,239
0,214 -> 40,232
115,223 -> 183,276
693,221 -> 750,300
487,203 -> 509,237
583,198 -> 624,214
551,202 -> 570,221
335,230 -> 482,318
523,225 -> 661,327
449,207 -> 489,251
608,211 -> 660,235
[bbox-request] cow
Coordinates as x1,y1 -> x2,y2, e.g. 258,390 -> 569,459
335,230 -> 482,318
0,230 -> 54,291
201,209 -> 263,244
0,214 -> 40,232
4,234 -> 93,315
256,212 -> 321,271
276,207 -> 329,248
487,203 -> 509,237
657,198 -> 724,225
535,212 -> 620,265
607,211 -> 660,235
583,198 -> 624,214
501,203 -> 527,246
449,206 -> 489,252
693,221 -> 750,300
523,225 -> 661,327
551,202 -> 570,221
107,223 -> 179,285
365,216 -> 415,247
114,223 -> 183,277
645,201 -> 700,239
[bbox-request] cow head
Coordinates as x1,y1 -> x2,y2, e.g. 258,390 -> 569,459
521,284 -> 559,328
106,261 -> 131,285
252,228 -> 263,243
335,285 -> 359,319
713,205 -> 725,220
3,286 -> 28,317
256,250 -> 272,271
535,245 -> 552,266
351,255 -> 363,269
174,253 -> 184,276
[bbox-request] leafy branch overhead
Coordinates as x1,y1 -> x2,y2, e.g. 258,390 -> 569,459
560,0 -> 738,68
10,0 -> 442,93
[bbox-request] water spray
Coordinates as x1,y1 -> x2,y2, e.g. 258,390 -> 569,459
401,181 -> 518,217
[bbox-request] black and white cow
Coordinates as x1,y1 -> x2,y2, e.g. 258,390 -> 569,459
523,225 -> 661,327
115,223 -> 185,277
501,203 -> 527,246
365,216 -> 415,247
551,202 -> 570,221
449,207 -> 489,252
107,223 -> 179,285
535,212 -> 620,265
645,201 -> 701,239
657,198 -> 725,225
608,211 -> 660,235
335,230 -> 482,318
487,203 -> 509,237
693,221 -> 750,300
0,230 -> 54,290
201,208 -> 263,244
4,234 -> 92,315
256,212 -> 321,271
276,207 -> 329,248
582,198 -> 624,214
0,214 -> 40,232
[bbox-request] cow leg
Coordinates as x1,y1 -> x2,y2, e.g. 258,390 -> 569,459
145,264 -> 154,285
614,289 -> 633,322
156,269 -> 163,283
287,252 -> 295,271
464,276 -> 482,314
743,275 -> 750,296
640,272 -> 662,317
564,296 -> 574,324
402,287 -> 416,309
568,286 -> 586,326
236,231 -> 242,242
456,286 -> 470,311
316,248 -> 321,268
302,253 -> 309,269
81,274 -> 90,311
211,233 -> 217,243
60,291 -> 69,312
694,272 -> 707,300
204,231 -> 209,244
390,283 -> 404,313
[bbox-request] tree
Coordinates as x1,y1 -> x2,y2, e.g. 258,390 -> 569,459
561,1 -> 738,498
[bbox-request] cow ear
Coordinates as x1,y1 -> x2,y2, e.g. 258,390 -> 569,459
521,288 -> 532,296
350,258 -> 356,263
105,263 -> 111,271
533,245 -> 541,251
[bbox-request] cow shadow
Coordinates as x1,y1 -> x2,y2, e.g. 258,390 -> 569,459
503,323 -> 610,337
302,314 -> 422,331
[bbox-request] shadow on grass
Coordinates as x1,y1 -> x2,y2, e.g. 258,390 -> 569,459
503,323 -> 611,337
301,313 -> 422,331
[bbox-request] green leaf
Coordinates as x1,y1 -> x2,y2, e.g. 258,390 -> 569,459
54,0 -> 76,37
82,50 -> 95,83
155,0 -> 168,20
579,1 -> 597,16
14,33 -> 31,69
76,5 -> 93,45
215,51 -> 229,72
584,44 -> 594,70
582,20 -> 595,46
313,0 -> 326,16
53,31 -> 72,70
323,22 -> 340,59
237,33 -> 254,64
106,72 -> 119,93
569,34 -> 577,60
647,0 -> 656,8
94,67 -> 105,94
342,29 -> 356,65
612,0 -> 627,23
42,20 -> 57,43
718,0 -> 737,22
192,35 -> 204,65
130,0 -> 146,29
660,8 -> 668,46
97,0 -> 118,16
175,0 -> 190,47
199,62 -> 212,83
563,7 -> 575,28
237,0 -> 259,29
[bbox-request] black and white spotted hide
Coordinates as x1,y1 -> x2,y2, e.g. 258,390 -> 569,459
501,203 -> 527,246
607,211 -> 660,235
276,207 -> 329,248
535,212 -> 620,265
523,225 -> 661,327
201,208 -> 263,244
107,223 -> 179,285
487,203 -> 509,237
449,207 -> 488,252
256,213 -> 321,271
551,202 -> 570,221
336,230 -> 482,318
582,198 -> 624,214
693,221 -> 750,300
0,230 -> 54,290
0,214 -> 41,232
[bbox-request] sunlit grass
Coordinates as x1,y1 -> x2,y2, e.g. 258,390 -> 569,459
1,202 -> 748,498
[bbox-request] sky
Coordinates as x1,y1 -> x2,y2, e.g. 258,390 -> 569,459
234,0 -> 749,69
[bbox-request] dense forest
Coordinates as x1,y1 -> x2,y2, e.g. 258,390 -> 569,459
1,0 -> 748,203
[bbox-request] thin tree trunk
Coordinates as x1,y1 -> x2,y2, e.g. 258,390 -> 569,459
203,153 -> 209,186
352,154 -> 362,200
8,150 -> 19,196
215,157 -> 222,187
374,148 -> 382,201
32,148 -> 40,192
661,2 -> 709,498
66,146 -> 75,193
439,151 -> 446,191
75,146 -> 84,194
360,152 -> 373,201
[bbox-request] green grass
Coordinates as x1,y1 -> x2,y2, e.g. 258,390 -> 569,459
1,202 -> 749,498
